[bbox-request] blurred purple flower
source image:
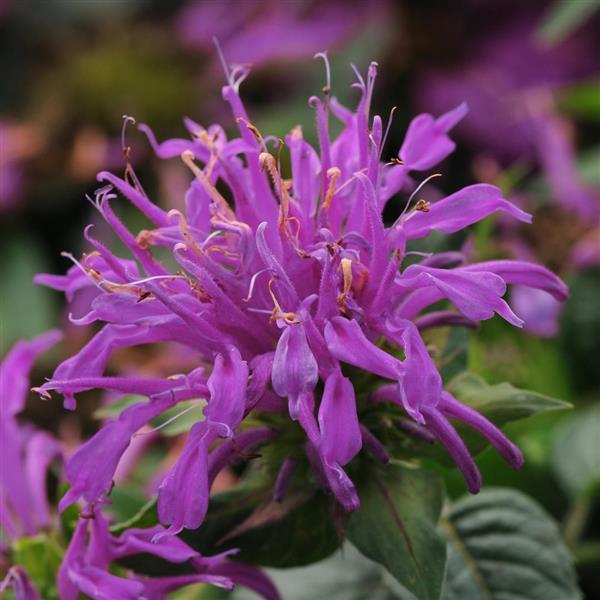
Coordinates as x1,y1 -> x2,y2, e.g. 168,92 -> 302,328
0,330 -> 63,540
0,331 -> 62,600
0,122 -> 25,210
416,9 -> 600,219
0,566 -> 41,600
175,0 -> 385,69
36,56 -> 567,538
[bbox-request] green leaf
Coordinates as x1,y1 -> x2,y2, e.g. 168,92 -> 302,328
93,395 -> 145,419
537,0 -> 600,45
106,484 -> 151,525
224,543 -> 411,600
150,400 -> 206,437
438,327 -> 470,383
559,80 -> 600,121
442,488 -> 582,599
181,485 -> 341,568
380,373 -> 571,466
448,373 -> 570,453
346,464 -> 446,600
577,146 -> 600,186
12,534 -> 64,600
94,397 -> 205,436
552,403 -> 600,498
123,479 -> 340,575
110,497 -> 158,535
450,372 -> 570,420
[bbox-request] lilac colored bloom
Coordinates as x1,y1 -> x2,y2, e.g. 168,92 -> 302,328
0,122 -> 26,211
57,504 -> 280,600
37,56 -> 567,538
417,2 -> 600,219
511,285 -> 562,337
0,331 -> 63,539
0,332 -> 62,599
572,228 -> 600,269
416,4 -> 600,291
0,566 -> 41,600
174,0 -> 384,70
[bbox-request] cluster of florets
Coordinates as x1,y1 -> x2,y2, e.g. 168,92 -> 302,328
34,59 -> 567,548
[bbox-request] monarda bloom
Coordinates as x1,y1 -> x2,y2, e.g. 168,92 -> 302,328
35,57 -> 567,539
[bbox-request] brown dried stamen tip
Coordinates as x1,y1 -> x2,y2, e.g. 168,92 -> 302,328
323,85 -> 331,96
237,117 -> 263,142
136,229 -> 155,249
322,167 -> 341,212
390,157 -> 404,165
337,257 -> 353,312
415,199 -> 430,213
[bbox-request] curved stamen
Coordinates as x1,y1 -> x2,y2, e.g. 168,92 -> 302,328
314,51 -> 331,95
398,172 -> 442,221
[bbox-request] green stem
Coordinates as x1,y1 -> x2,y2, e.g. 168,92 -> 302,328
563,495 -> 591,548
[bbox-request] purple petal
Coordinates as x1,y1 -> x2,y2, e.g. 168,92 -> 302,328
324,317 -> 404,380
271,324 -> 318,417
24,431 -> 61,529
399,103 -> 467,171
511,285 -> 562,337
0,330 -> 62,417
156,422 -> 215,536
212,561 -> 282,600
359,425 -> 390,464
400,184 -> 531,240
422,406 -> 481,494
384,319 -> 443,423
69,565 -> 145,600
273,457 -> 297,503
440,391 -> 523,469
398,265 -> 523,327
60,393 -> 177,511
205,346 -> 249,434
0,566 -> 41,600
57,517 -> 88,600
318,370 -> 362,466
208,427 -> 273,485
139,574 -> 233,600
463,260 -> 568,301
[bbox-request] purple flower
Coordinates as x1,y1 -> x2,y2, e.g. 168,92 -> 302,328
38,56 -> 567,537
0,332 -> 62,599
0,331 -> 63,539
174,0 -> 385,70
57,504 -> 280,600
416,4 -> 600,284
0,566 -> 41,600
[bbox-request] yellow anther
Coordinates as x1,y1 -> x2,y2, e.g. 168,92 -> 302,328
337,258 -> 353,312
322,167 -> 341,212
414,199 -> 431,213
266,277 -> 300,324
181,151 -> 236,221
136,229 -> 155,249
237,117 -> 264,145
168,208 -> 202,254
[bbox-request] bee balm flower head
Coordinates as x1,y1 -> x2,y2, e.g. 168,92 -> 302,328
36,55 -> 567,537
